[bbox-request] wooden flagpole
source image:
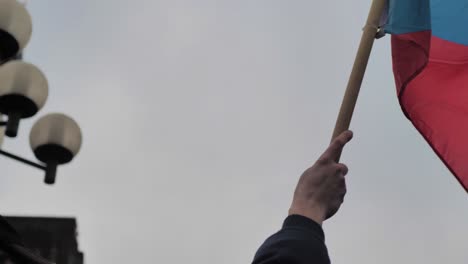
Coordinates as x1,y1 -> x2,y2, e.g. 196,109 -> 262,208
331,0 -> 387,162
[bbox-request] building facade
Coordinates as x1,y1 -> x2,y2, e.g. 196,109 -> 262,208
0,217 -> 84,264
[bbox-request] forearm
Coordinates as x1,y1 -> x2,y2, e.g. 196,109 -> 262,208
252,215 -> 330,264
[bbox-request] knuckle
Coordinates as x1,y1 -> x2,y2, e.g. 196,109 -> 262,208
332,165 -> 341,173
332,163 -> 348,174
336,163 -> 348,175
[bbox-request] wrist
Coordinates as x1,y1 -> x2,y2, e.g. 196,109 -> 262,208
288,202 -> 326,226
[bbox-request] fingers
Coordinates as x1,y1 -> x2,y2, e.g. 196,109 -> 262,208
335,163 -> 348,176
319,130 -> 353,162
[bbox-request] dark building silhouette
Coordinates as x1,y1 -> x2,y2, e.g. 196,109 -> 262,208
0,217 -> 84,264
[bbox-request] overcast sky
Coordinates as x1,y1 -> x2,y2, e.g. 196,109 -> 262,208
1,1 -> 467,263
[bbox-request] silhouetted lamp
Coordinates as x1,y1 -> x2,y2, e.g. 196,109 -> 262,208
0,0 -> 32,61
30,114 -> 82,184
0,2 -> 81,262
0,60 -> 48,137
0,0 -> 82,186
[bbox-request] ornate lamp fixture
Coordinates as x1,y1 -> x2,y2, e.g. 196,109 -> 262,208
0,0 -> 82,184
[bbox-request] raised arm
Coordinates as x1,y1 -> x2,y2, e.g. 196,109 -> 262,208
252,131 -> 353,264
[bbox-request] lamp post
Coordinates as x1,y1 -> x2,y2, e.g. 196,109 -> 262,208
0,2 -> 83,263
0,0 -> 83,185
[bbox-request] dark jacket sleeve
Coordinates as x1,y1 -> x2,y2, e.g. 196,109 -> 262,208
252,215 -> 330,264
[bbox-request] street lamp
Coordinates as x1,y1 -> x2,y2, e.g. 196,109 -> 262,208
0,0 -> 32,62
0,60 -> 48,137
30,113 -> 82,184
0,0 -> 83,185
0,1 -> 83,263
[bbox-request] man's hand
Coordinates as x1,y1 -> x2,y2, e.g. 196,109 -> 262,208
288,130 -> 353,225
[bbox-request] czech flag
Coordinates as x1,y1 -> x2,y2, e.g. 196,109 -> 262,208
384,0 -> 468,192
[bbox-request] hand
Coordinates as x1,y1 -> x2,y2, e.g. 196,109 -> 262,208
288,130 -> 353,225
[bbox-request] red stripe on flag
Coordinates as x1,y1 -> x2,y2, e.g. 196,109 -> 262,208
392,33 -> 468,192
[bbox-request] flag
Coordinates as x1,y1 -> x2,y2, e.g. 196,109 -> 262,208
384,0 -> 468,192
